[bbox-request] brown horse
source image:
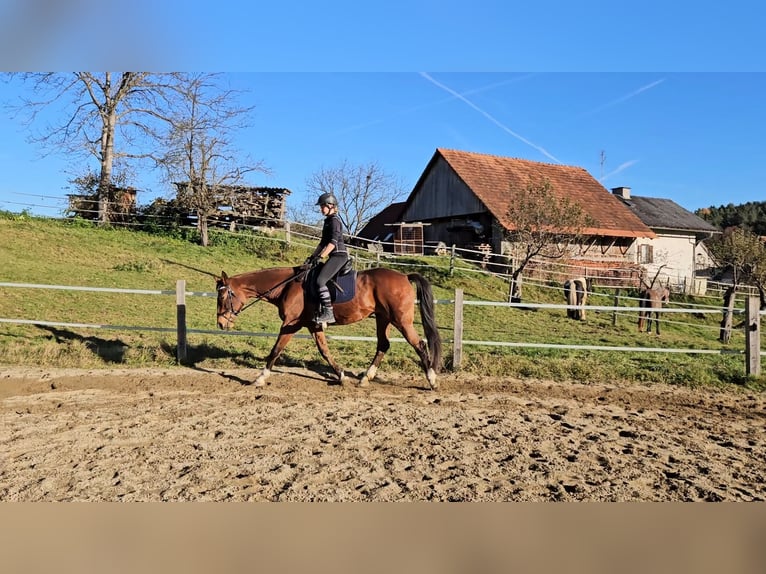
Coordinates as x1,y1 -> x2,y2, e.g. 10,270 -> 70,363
637,287 -> 670,335
215,266 -> 442,389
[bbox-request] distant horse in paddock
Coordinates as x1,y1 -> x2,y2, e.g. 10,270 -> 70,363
638,287 -> 670,335
563,277 -> 592,320
215,265 -> 442,389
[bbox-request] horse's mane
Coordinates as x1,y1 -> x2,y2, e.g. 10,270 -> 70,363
238,266 -> 297,281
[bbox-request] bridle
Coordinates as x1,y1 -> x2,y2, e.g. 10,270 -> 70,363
217,283 -> 246,324
217,267 -> 310,323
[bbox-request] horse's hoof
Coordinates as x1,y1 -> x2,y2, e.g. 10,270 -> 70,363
427,369 -> 438,390
253,368 -> 270,387
359,366 -> 376,388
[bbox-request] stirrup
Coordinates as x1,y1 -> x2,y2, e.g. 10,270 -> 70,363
314,306 -> 336,325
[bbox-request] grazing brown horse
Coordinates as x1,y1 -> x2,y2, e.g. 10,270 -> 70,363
215,266 -> 442,389
563,277 -> 591,320
638,287 -> 670,335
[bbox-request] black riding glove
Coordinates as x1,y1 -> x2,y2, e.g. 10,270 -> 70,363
303,254 -> 319,267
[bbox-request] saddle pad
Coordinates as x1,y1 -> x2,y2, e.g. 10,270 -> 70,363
329,270 -> 357,304
304,265 -> 357,304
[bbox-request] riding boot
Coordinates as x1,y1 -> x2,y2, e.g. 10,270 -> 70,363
315,286 -> 336,324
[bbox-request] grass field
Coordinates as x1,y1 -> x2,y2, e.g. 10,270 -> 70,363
1,212 -> 763,392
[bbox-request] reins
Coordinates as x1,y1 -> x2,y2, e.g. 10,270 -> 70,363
220,267 -> 309,317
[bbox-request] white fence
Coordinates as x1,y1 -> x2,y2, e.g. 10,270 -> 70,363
0,280 -> 761,376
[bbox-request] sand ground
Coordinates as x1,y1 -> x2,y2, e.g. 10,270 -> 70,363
1,366 -> 764,501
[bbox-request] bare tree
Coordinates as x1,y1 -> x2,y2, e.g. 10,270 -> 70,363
154,73 -> 269,246
707,227 -> 766,342
639,264 -> 668,291
5,72 -> 175,223
301,160 -> 406,236
503,178 -> 594,302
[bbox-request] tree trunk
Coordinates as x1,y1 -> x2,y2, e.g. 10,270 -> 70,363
198,213 -> 209,247
719,285 -> 736,343
98,108 -> 117,225
508,268 -> 523,303
757,284 -> 766,311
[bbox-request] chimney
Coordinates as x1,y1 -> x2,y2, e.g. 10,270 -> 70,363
611,186 -> 631,200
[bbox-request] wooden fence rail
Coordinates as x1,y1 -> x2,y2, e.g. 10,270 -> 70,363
0,281 -> 761,376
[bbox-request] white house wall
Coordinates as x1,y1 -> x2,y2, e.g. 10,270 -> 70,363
635,232 -> 703,292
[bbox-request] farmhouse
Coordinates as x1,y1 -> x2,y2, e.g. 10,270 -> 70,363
611,186 -> 720,293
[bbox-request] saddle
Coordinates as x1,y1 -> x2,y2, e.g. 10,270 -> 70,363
303,259 -> 357,305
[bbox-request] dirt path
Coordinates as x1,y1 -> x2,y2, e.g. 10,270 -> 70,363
1,367 -> 764,501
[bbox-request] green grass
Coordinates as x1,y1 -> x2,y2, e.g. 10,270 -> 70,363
1,212 -> 764,392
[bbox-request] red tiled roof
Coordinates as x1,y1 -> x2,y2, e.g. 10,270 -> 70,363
436,148 -> 655,238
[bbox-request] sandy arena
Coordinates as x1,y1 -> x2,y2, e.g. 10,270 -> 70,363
1,367 -> 764,501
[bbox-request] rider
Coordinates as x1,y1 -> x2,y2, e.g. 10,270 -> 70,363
304,192 -> 348,324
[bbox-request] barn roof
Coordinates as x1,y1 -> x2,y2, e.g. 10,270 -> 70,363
357,201 -> 407,241
616,195 -> 720,234
430,148 -> 655,238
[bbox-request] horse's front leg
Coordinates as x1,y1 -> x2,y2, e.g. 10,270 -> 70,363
359,316 -> 391,387
310,327 -> 348,385
254,323 -> 300,387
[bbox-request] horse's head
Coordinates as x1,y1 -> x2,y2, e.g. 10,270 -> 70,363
216,271 -> 243,330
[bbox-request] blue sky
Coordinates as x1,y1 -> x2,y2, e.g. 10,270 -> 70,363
1,2 -> 765,217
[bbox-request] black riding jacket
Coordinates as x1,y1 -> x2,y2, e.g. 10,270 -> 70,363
318,213 -> 347,256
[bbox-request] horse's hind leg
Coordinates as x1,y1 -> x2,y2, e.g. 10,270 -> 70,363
396,321 -> 438,390
655,311 -> 661,335
310,327 -> 348,385
359,315 -> 391,388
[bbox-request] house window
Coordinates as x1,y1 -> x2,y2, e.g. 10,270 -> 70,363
638,244 -> 654,264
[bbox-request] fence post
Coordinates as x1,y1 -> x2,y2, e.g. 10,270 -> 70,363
284,220 -> 291,246
612,288 -> 621,327
176,279 -> 188,365
745,296 -> 760,376
452,288 -> 464,371
449,244 -> 456,276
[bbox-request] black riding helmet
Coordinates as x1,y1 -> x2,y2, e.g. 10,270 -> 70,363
316,192 -> 338,207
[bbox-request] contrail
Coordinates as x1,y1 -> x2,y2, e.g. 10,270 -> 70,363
419,72 -> 561,163
332,74 -> 535,136
600,160 -> 639,182
578,79 -> 665,118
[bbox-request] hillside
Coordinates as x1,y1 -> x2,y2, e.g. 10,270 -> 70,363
0,213 -> 763,391
696,200 -> 766,235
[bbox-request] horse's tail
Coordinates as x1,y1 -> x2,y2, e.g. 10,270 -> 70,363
408,273 -> 443,373
575,277 -> 588,320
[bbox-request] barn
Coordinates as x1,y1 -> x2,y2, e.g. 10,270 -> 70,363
366,148 -> 657,277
